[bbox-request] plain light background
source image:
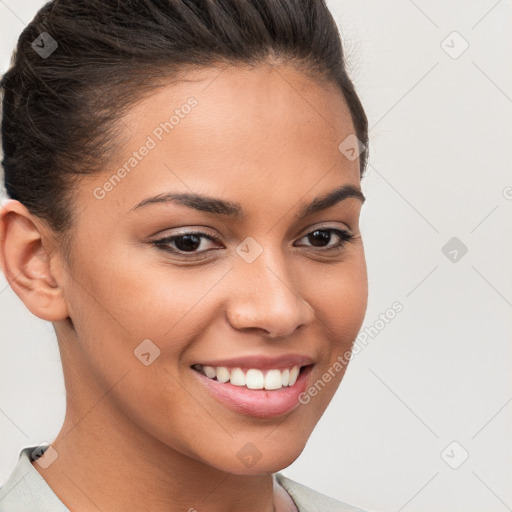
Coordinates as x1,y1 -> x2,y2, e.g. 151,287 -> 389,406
1,1 -> 511,511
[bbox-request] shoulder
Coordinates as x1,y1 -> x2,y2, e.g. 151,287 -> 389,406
274,472 -> 370,512
0,445 -> 69,512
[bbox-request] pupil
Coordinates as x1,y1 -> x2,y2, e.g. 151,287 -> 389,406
309,230 -> 330,247
175,234 -> 201,252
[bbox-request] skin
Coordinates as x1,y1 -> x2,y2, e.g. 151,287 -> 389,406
0,63 -> 368,512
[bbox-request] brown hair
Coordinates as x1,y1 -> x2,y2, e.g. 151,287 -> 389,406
1,0 -> 369,235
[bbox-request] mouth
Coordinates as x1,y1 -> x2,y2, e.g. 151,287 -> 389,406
191,363 -> 308,390
190,359 -> 314,418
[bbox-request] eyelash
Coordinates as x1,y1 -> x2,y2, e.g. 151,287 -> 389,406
151,227 -> 355,259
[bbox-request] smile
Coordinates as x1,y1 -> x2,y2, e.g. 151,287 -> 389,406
192,364 -> 301,390
191,356 -> 315,418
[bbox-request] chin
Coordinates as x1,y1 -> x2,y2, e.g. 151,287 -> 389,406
206,435 -> 310,476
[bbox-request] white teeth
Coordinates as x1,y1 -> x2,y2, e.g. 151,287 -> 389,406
230,368 -> 246,386
204,365 -> 217,379
216,366 -> 230,383
198,364 -> 303,390
281,368 -> 290,387
264,369 -> 283,390
288,366 -> 300,386
246,369 -> 264,389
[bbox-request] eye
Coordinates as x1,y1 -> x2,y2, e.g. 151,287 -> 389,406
152,230 -> 221,256
295,227 -> 354,251
151,226 -> 355,259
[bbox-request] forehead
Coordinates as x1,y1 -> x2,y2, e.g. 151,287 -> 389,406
79,64 -> 361,219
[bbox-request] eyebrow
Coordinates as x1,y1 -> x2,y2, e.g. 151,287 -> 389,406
129,184 -> 365,220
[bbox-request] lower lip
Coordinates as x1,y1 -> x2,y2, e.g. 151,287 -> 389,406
192,365 -> 313,418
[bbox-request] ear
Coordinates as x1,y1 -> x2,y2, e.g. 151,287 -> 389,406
0,199 -> 69,322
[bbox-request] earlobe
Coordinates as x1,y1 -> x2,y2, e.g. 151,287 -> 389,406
0,199 -> 69,322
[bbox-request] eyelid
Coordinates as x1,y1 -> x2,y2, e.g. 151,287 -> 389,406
298,221 -> 353,237
151,225 -> 219,240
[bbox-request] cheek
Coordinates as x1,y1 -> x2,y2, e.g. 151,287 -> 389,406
310,249 -> 368,345
307,250 -> 367,402
62,248 -> 233,406
62,254 -> 225,452
68,244 -> 219,335
294,255 -> 367,421
329,275 -> 368,347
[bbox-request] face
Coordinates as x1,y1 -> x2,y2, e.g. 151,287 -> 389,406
56,63 -> 368,474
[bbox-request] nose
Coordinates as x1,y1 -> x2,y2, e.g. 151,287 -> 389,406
225,249 -> 315,339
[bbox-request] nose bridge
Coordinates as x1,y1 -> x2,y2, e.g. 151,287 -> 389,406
226,240 -> 314,337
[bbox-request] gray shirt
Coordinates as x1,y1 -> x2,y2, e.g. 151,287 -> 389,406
0,445 -> 367,512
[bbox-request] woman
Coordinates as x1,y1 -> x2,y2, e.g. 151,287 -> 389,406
0,1 -> 370,511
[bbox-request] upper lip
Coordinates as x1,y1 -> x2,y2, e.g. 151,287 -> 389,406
193,354 -> 315,370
